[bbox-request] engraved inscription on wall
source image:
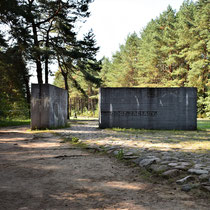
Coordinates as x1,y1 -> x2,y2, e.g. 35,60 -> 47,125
101,111 -> 158,117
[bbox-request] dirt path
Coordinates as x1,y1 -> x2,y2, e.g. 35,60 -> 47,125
0,122 -> 209,210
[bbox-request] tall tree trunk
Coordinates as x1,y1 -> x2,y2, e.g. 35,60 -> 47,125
45,22 -> 53,84
23,74 -> 31,118
63,73 -> 70,119
58,57 -> 70,119
45,32 -> 49,84
45,56 -> 49,84
36,60 -> 43,85
32,22 -> 43,85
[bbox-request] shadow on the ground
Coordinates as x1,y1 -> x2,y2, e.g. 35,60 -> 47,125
0,123 -> 209,209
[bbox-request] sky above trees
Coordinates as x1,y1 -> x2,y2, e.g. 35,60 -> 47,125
30,0 -> 196,83
79,0 -> 195,59
27,0 -> 197,83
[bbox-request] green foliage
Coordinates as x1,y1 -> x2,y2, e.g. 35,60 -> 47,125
101,0 -> 210,116
197,119 -> 210,131
75,107 -> 99,118
0,47 -> 30,120
204,91 -> 210,118
115,149 -> 124,160
0,119 -> 30,127
71,137 -> 79,143
0,0 -> 97,120
100,33 -> 140,87
0,0 -> 94,84
54,29 -> 101,119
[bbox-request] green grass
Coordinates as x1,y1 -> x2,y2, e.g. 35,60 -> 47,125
108,119 -> 210,153
197,119 -> 210,130
0,118 -> 71,130
111,119 -> 210,132
115,149 -> 124,160
29,122 -> 71,131
0,119 -> 31,127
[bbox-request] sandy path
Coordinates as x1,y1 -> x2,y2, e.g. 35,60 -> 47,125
0,122 -> 209,210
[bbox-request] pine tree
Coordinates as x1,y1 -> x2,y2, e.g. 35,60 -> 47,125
100,1 -> 209,116
0,46 -> 30,118
173,0 -> 196,86
54,30 -> 101,118
187,0 -> 210,115
137,19 -> 164,85
0,0 -> 93,84
119,33 -> 140,86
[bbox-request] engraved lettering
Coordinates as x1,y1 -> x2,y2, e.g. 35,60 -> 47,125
101,111 -> 158,117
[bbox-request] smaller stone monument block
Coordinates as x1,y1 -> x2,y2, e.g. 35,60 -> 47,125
99,87 -> 197,130
31,84 -> 68,129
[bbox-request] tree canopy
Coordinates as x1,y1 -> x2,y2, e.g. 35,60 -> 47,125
0,0 -> 100,119
100,0 -> 209,117
1,0 -> 209,118
0,0 -> 94,84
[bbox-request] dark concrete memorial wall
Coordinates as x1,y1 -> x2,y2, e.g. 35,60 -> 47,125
99,87 -> 197,130
31,84 -> 68,129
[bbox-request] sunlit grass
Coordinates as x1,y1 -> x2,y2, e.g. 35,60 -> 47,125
108,119 -> 210,153
26,129 -> 53,134
197,118 -> 210,130
0,119 -> 30,127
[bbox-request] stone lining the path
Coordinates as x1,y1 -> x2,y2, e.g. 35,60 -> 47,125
57,122 -> 210,193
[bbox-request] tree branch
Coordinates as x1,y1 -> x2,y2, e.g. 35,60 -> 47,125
35,0 -> 62,27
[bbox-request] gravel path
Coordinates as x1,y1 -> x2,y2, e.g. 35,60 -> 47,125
0,122 -> 209,209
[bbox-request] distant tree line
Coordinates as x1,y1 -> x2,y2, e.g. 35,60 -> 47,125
100,0 -> 209,117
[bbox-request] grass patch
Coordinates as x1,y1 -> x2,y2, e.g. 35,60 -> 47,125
110,119 -> 210,132
0,119 -> 30,127
26,129 -> 53,134
59,136 -> 84,146
197,119 -> 210,131
115,149 -> 124,160
70,117 -> 98,121
107,119 -> 210,153
27,122 -> 71,132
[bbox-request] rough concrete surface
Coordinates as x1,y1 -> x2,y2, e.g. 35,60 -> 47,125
0,123 -> 209,210
31,84 -> 67,130
99,87 -> 197,130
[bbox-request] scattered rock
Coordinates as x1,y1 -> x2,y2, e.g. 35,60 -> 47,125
160,161 -> 171,165
150,164 -> 168,173
181,184 -> 193,192
179,162 -> 191,166
188,169 -> 208,175
106,149 -> 115,154
175,165 -> 189,171
65,121 -> 210,193
194,164 -> 205,168
139,158 -> 160,167
162,169 -> 180,178
176,176 -> 195,184
124,151 -> 134,156
132,157 -> 142,165
86,145 -> 98,150
201,183 -> 210,192
123,156 -> 139,160
162,156 -> 179,161
198,174 -> 209,181
113,150 -> 120,156
168,163 -> 178,167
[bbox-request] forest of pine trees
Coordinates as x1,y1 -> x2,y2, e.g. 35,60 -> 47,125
99,0 -> 209,117
0,0 -> 209,118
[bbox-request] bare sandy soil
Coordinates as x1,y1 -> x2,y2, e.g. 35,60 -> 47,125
0,122 -> 209,210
